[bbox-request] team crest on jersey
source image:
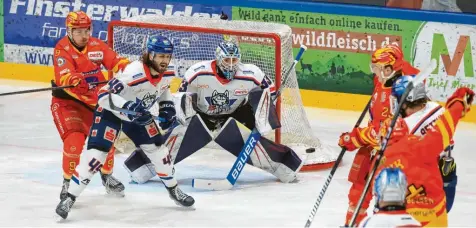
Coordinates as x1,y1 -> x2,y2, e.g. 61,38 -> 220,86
205,90 -> 237,114
138,91 -> 158,108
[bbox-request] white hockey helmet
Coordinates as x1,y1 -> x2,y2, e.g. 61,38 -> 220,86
373,167 -> 408,205
215,40 -> 241,80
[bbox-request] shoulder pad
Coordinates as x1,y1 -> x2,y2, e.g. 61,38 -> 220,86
239,64 -> 265,82
184,60 -> 213,82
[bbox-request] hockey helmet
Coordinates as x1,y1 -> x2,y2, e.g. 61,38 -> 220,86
373,168 -> 408,205
146,35 -> 174,55
392,75 -> 427,104
371,44 -> 419,80
215,40 -> 241,80
66,11 -> 92,29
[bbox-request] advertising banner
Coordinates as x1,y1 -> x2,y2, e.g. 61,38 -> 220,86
232,7 -> 476,102
3,0 -> 231,66
0,0 -> 4,62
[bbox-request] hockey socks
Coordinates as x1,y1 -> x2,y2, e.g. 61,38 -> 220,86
68,148 -> 108,197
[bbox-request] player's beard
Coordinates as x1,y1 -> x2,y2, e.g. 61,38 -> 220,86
151,61 -> 168,76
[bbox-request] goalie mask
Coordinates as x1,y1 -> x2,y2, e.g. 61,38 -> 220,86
374,168 -> 408,207
216,41 -> 241,80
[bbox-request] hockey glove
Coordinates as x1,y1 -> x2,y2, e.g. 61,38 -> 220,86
158,100 -> 176,131
338,127 -> 378,152
68,74 -> 89,95
439,155 -> 457,212
446,87 -> 475,118
123,101 -> 153,126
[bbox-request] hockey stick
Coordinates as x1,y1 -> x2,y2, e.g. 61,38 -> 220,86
304,98 -> 371,228
0,80 -> 108,97
192,45 -> 307,190
348,59 -> 437,227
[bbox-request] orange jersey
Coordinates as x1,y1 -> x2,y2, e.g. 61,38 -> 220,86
375,103 -> 463,226
369,76 -> 393,131
52,36 -> 129,108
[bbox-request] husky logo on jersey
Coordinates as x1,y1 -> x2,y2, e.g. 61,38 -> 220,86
138,92 -> 159,108
205,90 -> 237,114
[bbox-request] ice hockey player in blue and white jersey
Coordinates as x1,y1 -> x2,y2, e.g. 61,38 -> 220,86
391,75 -> 457,212
124,39 -> 304,184
359,168 -> 422,227
55,35 -> 194,220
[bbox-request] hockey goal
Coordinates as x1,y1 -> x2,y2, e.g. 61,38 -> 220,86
108,15 -> 336,171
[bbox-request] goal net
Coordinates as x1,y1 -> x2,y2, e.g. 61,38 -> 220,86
108,15 -> 337,170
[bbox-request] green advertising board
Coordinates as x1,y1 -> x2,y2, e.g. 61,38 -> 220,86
232,7 -> 476,99
0,0 -> 3,62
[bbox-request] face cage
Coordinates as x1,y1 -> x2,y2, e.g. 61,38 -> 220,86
218,55 -> 241,80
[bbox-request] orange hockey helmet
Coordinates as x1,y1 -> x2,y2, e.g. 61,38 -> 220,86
66,11 -> 92,29
371,44 -> 419,81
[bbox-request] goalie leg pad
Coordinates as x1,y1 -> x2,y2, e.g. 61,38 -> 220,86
123,148 -> 156,184
214,118 -> 252,165
140,144 -> 177,187
214,118 -> 302,183
168,114 -> 213,164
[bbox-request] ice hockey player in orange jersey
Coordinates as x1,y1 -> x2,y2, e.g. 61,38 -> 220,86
372,87 -> 474,227
359,168 -> 421,227
338,44 -> 420,225
51,11 -> 129,200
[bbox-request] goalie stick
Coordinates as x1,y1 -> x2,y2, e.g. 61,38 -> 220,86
304,98 -> 371,228
348,59 -> 438,227
192,45 -> 307,190
0,80 -> 108,97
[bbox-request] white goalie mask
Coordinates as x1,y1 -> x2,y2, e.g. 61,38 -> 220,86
215,41 -> 241,80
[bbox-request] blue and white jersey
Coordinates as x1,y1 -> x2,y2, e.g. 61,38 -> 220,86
178,60 -> 275,115
97,60 -> 175,121
359,212 -> 421,227
404,101 -> 445,136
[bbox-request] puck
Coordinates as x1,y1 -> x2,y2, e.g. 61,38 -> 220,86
306,148 -> 316,153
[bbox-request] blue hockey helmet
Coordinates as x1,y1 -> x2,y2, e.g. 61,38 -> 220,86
215,40 -> 241,80
373,168 -> 408,205
392,75 -> 427,103
146,35 -> 173,55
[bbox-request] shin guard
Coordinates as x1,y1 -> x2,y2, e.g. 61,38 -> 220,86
68,148 -> 108,197
62,132 -> 86,179
140,144 -> 177,187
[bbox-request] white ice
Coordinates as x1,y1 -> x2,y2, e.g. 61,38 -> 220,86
0,79 -> 475,227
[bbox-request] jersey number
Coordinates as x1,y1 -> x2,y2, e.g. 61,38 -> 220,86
108,78 -> 124,94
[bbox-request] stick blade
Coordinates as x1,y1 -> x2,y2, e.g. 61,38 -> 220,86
192,178 -> 233,191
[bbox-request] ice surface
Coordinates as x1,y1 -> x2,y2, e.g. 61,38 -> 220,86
0,79 -> 475,227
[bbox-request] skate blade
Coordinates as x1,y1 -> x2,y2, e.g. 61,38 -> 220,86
105,190 -> 125,198
174,201 -> 196,210
55,214 -> 68,223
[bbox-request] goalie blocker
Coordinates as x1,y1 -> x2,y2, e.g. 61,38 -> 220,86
124,87 -> 304,184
